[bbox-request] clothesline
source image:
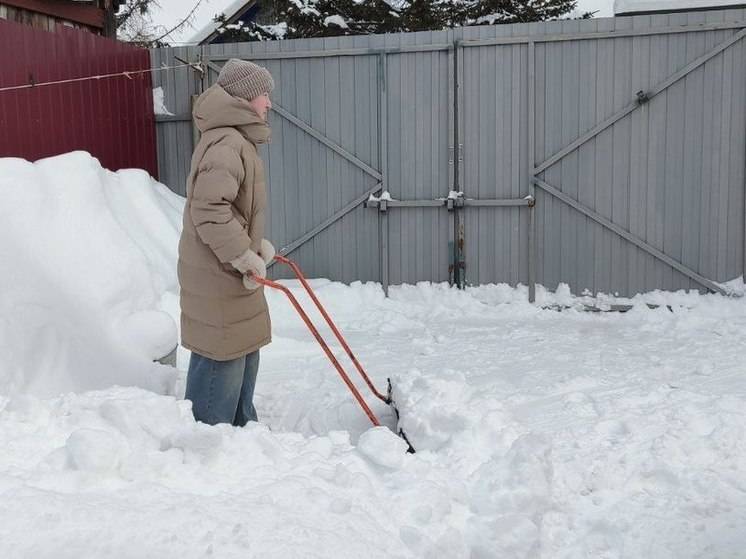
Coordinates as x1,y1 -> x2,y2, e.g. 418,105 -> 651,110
0,62 -> 197,93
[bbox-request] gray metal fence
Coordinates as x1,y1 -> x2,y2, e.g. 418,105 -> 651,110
151,8 -> 746,299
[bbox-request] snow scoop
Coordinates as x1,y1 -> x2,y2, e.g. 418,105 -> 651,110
251,254 -> 415,454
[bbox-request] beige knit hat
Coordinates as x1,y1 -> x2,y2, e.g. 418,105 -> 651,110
217,58 -> 275,101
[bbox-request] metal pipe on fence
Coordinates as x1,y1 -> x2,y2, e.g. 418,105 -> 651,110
528,40 -> 537,304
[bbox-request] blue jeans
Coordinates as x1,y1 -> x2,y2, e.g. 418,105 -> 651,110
184,351 -> 260,427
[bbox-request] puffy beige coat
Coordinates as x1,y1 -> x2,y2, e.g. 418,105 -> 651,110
177,84 -> 272,360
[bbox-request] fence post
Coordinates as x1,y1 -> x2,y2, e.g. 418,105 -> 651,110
528,40 -> 536,303
448,36 -> 456,286
454,39 -> 465,289
378,52 -> 389,295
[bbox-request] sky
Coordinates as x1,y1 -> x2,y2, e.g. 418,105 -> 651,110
576,0 -> 615,17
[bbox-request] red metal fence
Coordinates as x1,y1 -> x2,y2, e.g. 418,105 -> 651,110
0,19 -> 157,177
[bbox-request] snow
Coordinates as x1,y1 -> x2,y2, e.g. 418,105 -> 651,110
289,0 -> 322,17
435,191 -> 464,202
615,0 -> 742,14
119,0 -> 247,46
367,190 -> 395,202
324,15 -> 349,29
357,426 -> 410,468
188,0 -> 255,45
0,153 -> 180,398
152,87 -> 173,116
260,22 -> 289,40
2,152 -> 746,557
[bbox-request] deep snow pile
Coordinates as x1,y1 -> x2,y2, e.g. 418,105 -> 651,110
0,152 -> 181,398
1,152 -> 746,558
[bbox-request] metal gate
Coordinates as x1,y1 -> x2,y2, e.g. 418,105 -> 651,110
201,46 -> 384,284
522,19 -> 746,298
152,9 -> 746,299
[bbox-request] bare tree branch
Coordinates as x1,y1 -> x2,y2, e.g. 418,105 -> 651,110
152,0 -> 209,44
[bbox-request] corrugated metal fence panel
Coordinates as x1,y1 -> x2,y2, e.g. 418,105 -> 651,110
534,16 -> 627,294
200,37 -> 382,282
0,19 -> 157,176
154,8 -> 746,295
459,23 -> 530,287
149,46 -> 201,196
384,29 -> 452,285
711,10 -> 746,286
531,8 -> 746,294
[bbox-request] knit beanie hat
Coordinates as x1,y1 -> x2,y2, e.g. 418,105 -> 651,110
217,58 -> 275,101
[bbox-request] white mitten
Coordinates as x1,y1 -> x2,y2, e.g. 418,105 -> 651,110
242,274 -> 263,290
230,248 -> 266,290
258,239 -> 276,265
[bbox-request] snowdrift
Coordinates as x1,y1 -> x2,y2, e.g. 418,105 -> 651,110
0,152 -> 181,397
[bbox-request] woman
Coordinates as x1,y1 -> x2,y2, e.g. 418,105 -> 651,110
177,58 -> 275,426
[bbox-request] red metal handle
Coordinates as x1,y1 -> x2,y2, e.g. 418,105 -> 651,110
273,254 -> 390,404
251,272 -> 382,428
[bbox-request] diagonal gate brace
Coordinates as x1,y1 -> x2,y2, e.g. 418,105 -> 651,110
534,27 -> 746,176
533,178 -> 727,295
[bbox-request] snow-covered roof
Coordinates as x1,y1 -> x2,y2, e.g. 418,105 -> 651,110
615,0 -> 745,14
142,0 -> 253,46
188,0 -> 254,44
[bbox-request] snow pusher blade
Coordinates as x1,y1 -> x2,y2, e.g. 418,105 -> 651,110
386,378 -> 415,454
252,255 -> 415,454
